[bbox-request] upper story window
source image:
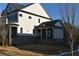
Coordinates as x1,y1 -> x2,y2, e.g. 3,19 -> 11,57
38,19 -> 40,23
19,14 -> 22,17
28,16 -> 32,19
20,27 -> 23,33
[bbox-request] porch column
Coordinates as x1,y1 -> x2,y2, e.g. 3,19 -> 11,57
34,29 -> 37,36
9,26 -> 12,45
46,28 -> 48,40
52,28 -> 54,44
40,29 -> 42,40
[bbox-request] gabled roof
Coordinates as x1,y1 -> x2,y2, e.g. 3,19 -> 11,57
35,20 -> 63,29
1,3 -> 32,15
9,3 -> 24,9
1,3 -> 51,20
21,3 -> 51,19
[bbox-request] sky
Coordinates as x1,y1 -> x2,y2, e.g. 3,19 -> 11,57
0,3 -> 79,26
0,3 -> 61,19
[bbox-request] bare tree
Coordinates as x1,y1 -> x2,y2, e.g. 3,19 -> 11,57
0,15 -> 8,46
58,3 -> 77,56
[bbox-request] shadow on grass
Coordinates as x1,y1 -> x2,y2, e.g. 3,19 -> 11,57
14,44 -> 69,55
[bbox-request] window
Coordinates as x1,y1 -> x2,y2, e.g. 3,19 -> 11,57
19,14 -> 22,17
8,7 -> 11,10
38,19 -> 40,23
20,27 -> 23,33
28,16 -> 32,19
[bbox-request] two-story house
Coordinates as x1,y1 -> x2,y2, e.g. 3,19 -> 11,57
1,3 -> 51,45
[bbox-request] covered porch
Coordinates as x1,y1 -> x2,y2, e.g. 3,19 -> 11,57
34,27 -> 65,44
33,20 -> 65,45
34,27 -> 54,44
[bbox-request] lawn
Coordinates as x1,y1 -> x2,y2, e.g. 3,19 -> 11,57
15,44 -> 69,55
0,44 -> 69,56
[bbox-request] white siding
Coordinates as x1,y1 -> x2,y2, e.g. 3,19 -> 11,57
21,3 -> 50,18
17,11 -> 50,34
53,28 -> 64,39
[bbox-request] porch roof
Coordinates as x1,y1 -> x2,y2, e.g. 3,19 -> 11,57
35,20 -> 63,29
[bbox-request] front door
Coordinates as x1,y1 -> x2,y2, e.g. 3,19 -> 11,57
11,27 -> 17,38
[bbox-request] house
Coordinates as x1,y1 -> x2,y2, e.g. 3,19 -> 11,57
33,20 -> 66,44
1,3 -> 52,45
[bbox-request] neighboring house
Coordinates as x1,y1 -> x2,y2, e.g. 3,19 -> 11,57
1,3 -> 51,45
33,20 -> 66,44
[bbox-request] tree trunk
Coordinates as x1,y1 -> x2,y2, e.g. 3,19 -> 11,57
2,37 -> 5,46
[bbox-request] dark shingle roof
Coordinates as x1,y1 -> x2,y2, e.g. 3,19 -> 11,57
11,3 -> 33,10
9,3 -> 25,9
35,20 -> 63,29
1,3 -> 32,15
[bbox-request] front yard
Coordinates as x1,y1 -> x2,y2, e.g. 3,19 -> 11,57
0,44 -> 69,56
